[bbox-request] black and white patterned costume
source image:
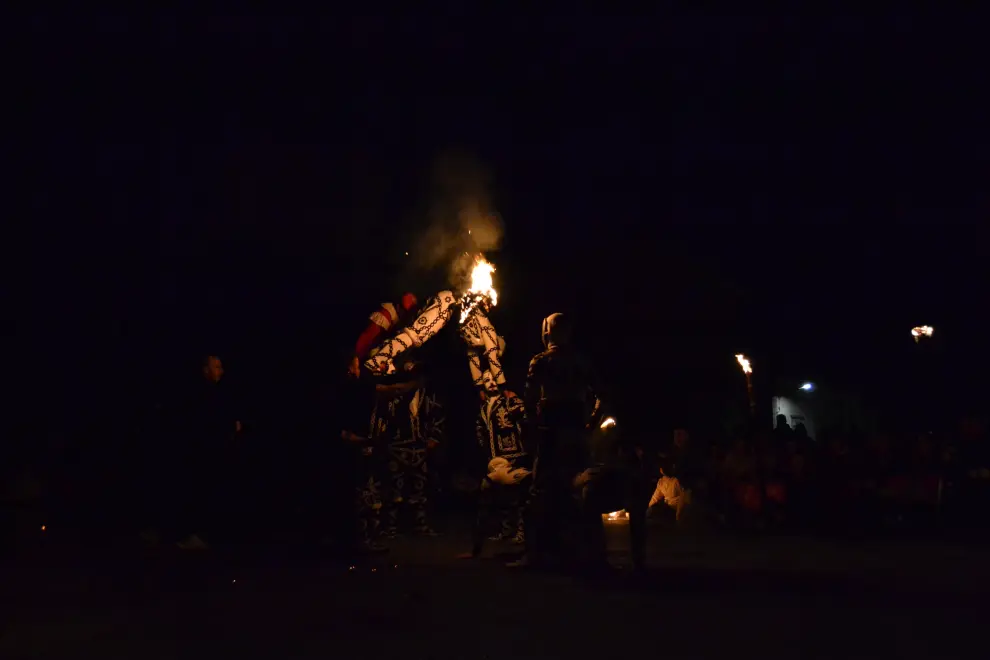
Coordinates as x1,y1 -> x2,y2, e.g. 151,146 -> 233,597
471,358 -> 531,550
372,385 -> 444,535
363,290 -> 506,394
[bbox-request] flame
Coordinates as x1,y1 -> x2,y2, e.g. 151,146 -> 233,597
911,325 -> 934,342
600,417 -> 616,429
603,510 -> 629,521
459,256 -> 498,323
735,354 -> 752,374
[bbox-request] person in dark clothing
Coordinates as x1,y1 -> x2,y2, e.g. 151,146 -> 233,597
509,312 -> 602,570
168,355 -> 241,550
339,361 -> 420,554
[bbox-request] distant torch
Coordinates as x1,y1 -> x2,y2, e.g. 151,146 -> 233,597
735,354 -> 755,417
911,325 -> 934,344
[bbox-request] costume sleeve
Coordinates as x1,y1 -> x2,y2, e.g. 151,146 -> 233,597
355,321 -> 386,361
649,478 -> 665,507
585,358 -> 603,425
523,354 -> 545,429
364,292 -> 456,375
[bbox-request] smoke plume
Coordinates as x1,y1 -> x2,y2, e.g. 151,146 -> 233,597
410,149 -> 504,291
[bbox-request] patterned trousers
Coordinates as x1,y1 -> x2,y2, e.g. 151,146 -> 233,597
385,446 -> 430,534
354,457 -> 383,544
471,476 -> 531,554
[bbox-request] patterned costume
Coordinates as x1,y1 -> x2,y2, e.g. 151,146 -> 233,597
470,349 -> 531,553
372,385 -> 444,536
354,294 -> 418,362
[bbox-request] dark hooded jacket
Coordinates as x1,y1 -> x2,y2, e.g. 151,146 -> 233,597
523,313 -> 602,431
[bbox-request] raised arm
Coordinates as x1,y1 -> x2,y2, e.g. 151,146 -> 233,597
364,292 -> 456,374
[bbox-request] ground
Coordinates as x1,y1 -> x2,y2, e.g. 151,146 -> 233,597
2,518 -> 987,659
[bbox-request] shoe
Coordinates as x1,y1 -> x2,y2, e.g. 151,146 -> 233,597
177,534 -> 209,550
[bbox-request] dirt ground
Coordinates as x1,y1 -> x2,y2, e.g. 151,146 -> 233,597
2,519 -> 987,659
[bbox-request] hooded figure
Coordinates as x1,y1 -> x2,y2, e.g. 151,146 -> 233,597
509,313 -> 604,570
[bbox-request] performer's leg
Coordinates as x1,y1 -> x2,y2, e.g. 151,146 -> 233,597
512,478 -> 532,544
410,457 -> 435,535
385,457 -> 402,537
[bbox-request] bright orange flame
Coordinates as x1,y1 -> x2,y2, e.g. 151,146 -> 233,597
603,510 -> 629,521
735,354 -> 752,374
600,417 -> 616,429
459,256 -> 498,323
911,325 -> 934,341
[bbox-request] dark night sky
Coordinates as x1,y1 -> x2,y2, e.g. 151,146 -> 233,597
12,13 -> 989,433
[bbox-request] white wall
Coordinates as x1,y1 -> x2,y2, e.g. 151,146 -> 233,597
771,396 -> 816,440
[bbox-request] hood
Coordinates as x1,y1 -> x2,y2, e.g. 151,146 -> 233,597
541,312 -> 571,350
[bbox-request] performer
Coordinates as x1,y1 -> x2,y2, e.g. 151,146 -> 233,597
378,357 -> 444,537
460,338 -> 532,558
509,312 -> 603,570
350,292 -> 419,377
340,357 -> 419,555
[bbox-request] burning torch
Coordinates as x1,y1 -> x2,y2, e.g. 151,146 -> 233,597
911,325 -> 934,344
735,353 -> 755,417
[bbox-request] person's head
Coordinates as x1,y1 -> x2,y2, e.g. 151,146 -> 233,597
399,292 -> 418,318
541,312 -> 572,350
202,355 -> 224,383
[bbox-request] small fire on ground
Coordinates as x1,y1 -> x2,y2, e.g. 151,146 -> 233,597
602,510 -> 629,522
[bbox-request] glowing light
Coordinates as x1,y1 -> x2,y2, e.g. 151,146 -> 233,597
600,417 -> 616,429
40,525 -> 46,532
459,255 -> 498,323
911,325 -> 934,343
799,382 -> 814,391
735,354 -> 752,375
405,251 -> 409,256
602,510 -> 629,522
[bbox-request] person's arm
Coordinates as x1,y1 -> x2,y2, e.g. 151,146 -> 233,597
649,478 -> 665,507
584,356 -> 603,428
522,354 -> 545,431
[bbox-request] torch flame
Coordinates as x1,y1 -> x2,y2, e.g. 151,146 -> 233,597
603,510 -> 629,522
911,325 -> 934,342
735,354 -> 752,374
600,417 -> 616,429
459,256 -> 498,323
